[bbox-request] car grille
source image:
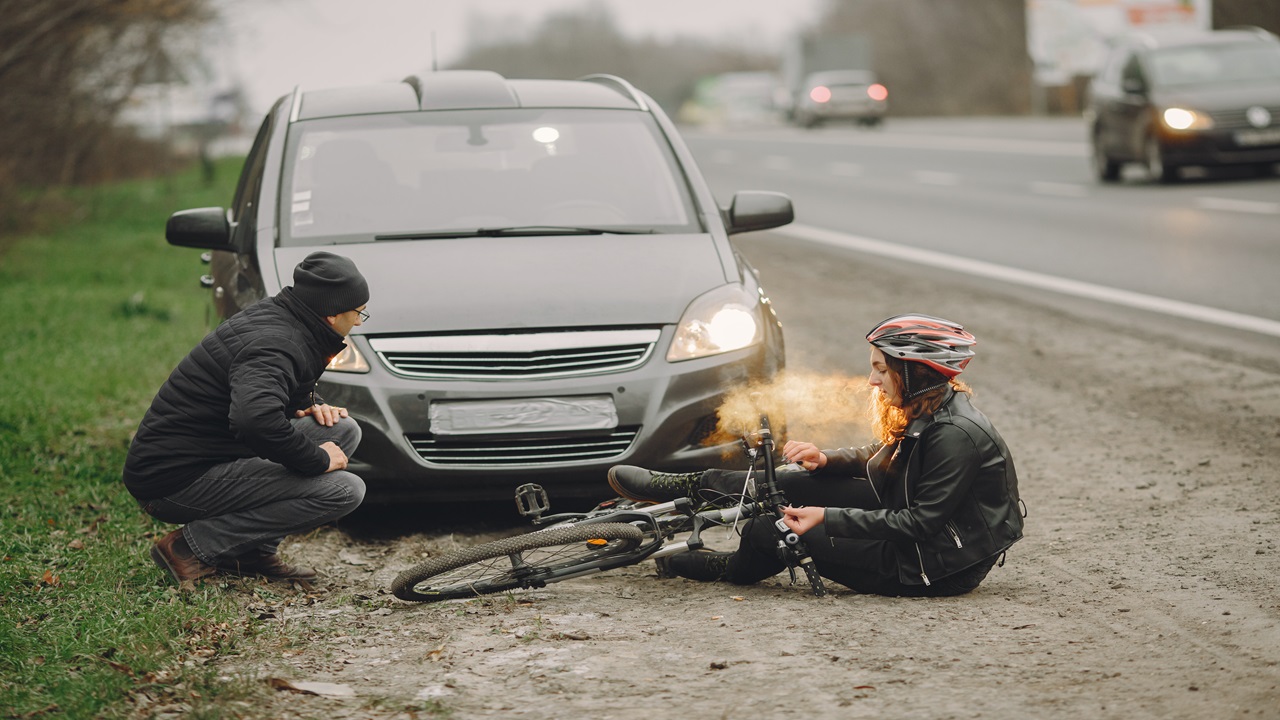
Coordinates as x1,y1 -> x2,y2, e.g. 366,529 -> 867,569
406,427 -> 640,466
1207,104 -> 1280,130
369,329 -> 661,379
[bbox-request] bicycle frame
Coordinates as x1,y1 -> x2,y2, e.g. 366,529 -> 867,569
511,411 -> 827,597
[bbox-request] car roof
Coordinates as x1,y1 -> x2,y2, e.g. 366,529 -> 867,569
293,70 -> 645,121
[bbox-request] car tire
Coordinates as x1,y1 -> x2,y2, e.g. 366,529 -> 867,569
1092,137 -> 1121,183
1144,133 -> 1179,184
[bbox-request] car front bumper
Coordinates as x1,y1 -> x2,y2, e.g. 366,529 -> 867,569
315,328 -> 780,504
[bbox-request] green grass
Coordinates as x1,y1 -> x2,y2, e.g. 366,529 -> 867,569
0,159 -> 284,718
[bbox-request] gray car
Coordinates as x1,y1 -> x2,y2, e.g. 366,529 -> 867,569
165,71 -> 793,504
1087,27 -> 1280,183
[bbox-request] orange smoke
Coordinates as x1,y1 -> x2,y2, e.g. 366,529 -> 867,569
707,369 -> 873,457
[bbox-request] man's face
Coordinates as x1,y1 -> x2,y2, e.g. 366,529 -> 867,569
327,305 -> 367,337
868,346 -> 901,407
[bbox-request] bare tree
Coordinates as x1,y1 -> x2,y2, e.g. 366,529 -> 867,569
0,0 -> 214,194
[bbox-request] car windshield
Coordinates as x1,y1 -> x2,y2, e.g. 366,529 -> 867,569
280,108 -> 700,246
1148,41 -> 1280,87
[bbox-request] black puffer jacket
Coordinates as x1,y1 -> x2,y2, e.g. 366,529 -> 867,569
820,390 -> 1024,586
123,288 -> 348,502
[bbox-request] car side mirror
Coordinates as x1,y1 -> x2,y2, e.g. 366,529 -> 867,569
166,207 -> 235,251
725,191 -> 794,235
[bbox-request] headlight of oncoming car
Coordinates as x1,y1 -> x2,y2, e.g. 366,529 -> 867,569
667,284 -> 763,362
1161,107 -> 1214,131
327,338 -> 370,373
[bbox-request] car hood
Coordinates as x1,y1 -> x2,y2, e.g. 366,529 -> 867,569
272,233 -> 731,334
1153,80 -> 1280,112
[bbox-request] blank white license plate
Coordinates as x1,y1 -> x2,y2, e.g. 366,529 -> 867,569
428,396 -> 618,435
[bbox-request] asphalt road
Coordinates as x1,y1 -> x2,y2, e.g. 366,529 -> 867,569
682,117 -> 1280,325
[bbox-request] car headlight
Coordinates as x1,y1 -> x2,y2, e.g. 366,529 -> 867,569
1162,107 -> 1214,131
667,284 -> 763,362
326,338 -> 370,373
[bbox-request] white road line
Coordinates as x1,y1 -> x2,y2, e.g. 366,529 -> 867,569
1030,181 -> 1089,198
684,130 -> 1088,157
777,222 -> 1280,339
914,170 -> 959,186
829,162 -> 863,177
1194,197 -> 1280,215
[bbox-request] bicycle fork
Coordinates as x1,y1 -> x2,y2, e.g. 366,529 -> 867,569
756,413 -> 827,597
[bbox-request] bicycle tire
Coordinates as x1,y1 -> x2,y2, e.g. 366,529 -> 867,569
391,522 -> 645,602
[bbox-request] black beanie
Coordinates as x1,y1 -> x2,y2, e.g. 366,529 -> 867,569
291,251 -> 369,317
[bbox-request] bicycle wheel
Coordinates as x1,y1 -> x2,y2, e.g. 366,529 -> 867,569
391,522 -> 645,602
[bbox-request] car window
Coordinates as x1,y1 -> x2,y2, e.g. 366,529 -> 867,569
1149,42 -> 1280,86
279,108 -> 699,245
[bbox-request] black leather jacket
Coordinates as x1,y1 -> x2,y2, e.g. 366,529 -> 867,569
820,390 -> 1024,586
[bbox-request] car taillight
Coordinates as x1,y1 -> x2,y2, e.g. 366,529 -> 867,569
867,83 -> 888,102
809,86 -> 832,103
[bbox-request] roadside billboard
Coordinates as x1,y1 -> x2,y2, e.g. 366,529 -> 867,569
1027,0 -> 1211,85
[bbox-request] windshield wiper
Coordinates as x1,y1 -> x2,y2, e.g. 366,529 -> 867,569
375,225 -> 654,241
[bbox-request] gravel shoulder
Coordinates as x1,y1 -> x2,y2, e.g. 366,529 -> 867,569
198,232 -> 1280,720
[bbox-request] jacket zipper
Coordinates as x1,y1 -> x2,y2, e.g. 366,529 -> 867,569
901,438 -> 932,586
945,523 -> 964,549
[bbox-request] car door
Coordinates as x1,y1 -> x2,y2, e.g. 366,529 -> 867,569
1115,53 -> 1155,160
211,107 -> 275,319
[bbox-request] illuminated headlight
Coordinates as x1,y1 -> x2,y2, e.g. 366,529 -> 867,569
667,285 -> 763,362
1162,107 -> 1214,131
326,338 -> 370,373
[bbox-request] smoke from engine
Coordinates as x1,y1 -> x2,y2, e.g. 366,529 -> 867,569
706,369 -> 873,457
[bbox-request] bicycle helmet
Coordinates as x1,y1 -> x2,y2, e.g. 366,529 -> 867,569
866,314 -> 976,379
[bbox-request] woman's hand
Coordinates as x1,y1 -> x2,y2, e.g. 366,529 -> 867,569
781,440 -> 827,471
297,403 -> 349,427
781,505 -> 825,535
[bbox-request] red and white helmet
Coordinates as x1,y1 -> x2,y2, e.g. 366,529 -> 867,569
866,314 -> 976,378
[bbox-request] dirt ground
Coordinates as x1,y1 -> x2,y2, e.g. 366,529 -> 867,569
195,234 -> 1280,719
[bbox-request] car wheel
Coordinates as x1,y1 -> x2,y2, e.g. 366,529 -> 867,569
1092,136 -> 1121,183
1144,133 -> 1178,183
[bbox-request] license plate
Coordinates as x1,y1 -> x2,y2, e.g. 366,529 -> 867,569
428,395 -> 618,435
1234,128 -> 1280,147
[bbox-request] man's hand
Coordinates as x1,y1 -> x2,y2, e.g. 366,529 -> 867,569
781,440 -> 827,471
297,403 -> 349,427
320,441 -> 349,472
781,505 -> 825,535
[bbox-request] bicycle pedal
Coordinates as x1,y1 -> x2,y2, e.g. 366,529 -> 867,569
514,483 -> 551,519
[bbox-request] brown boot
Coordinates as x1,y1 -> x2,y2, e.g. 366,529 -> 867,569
218,551 -> 317,582
150,529 -> 216,584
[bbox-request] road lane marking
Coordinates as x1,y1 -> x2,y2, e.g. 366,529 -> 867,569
685,130 -> 1087,157
777,222 -> 1280,339
1194,197 -> 1280,215
1030,181 -> 1089,198
914,170 -> 959,186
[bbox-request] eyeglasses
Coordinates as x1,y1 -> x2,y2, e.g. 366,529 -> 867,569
357,309 -> 370,322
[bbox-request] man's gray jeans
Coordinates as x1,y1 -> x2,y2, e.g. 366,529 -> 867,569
142,417 -> 366,565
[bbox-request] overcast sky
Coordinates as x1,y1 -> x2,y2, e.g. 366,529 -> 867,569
215,0 -> 826,111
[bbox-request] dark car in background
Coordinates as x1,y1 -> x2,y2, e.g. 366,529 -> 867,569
164,71 -> 792,504
791,69 -> 888,128
1086,26 -> 1280,183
